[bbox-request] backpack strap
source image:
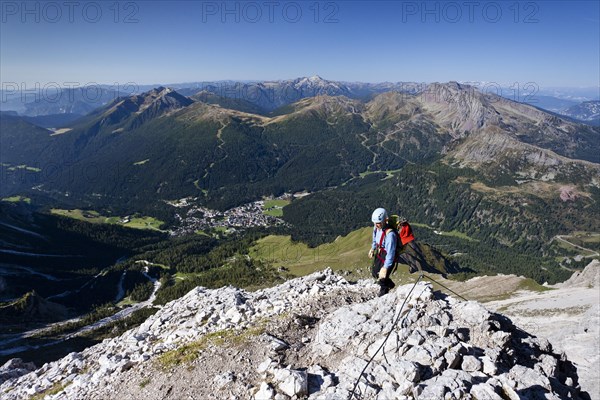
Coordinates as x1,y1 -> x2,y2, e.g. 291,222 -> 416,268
377,229 -> 386,248
377,228 -> 394,247
376,228 -> 397,264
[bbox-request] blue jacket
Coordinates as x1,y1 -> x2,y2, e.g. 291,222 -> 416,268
372,227 -> 397,269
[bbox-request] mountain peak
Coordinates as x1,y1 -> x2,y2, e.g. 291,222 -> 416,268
414,82 -> 491,136
295,75 -> 336,89
85,87 -> 193,131
297,74 -> 325,81
142,87 -> 186,102
137,87 -> 191,108
424,81 -> 476,97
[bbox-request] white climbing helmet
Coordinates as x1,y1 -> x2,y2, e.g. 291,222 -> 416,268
371,208 -> 388,224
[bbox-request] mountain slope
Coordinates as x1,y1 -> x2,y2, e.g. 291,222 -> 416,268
190,90 -> 266,115
0,269 -> 590,399
0,86 -> 139,118
416,82 -> 599,163
0,291 -> 68,324
0,114 -> 55,193
485,260 -> 600,400
69,86 -> 194,134
0,202 -> 164,314
2,89 -> 373,207
0,114 -> 54,164
3,83 -> 597,203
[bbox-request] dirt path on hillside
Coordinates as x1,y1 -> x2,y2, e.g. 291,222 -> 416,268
553,235 -> 600,258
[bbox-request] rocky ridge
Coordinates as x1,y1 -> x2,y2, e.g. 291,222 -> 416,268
485,260 -> 600,400
98,86 -> 193,131
1,269 -> 590,399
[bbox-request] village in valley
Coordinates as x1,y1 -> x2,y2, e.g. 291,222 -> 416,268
166,195 -> 295,236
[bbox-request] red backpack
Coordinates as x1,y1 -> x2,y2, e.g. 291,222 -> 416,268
376,215 -> 415,264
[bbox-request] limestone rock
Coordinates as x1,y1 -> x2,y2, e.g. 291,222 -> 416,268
0,359 -> 36,385
0,269 -> 590,400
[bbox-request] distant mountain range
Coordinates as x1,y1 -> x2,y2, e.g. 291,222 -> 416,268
2,76 -> 597,125
519,95 -> 579,112
559,101 -> 600,125
0,86 -> 130,116
169,75 -> 425,112
2,80 -> 597,196
1,79 -> 598,288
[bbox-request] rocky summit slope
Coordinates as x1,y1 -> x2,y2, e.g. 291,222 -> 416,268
485,260 -> 600,400
1,270 -> 590,399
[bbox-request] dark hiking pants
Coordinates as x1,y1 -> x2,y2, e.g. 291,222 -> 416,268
371,258 -> 395,296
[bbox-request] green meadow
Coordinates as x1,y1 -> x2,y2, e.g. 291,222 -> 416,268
50,209 -> 165,231
263,199 -> 290,217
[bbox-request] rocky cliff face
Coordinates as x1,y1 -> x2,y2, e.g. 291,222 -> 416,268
362,83 -> 599,181
485,260 -> 600,400
0,270 -> 590,399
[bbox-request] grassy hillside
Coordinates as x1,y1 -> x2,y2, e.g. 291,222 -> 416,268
250,228 -> 371,276
249,227 -> 464,281
50,209 -> 165,231
281,164 -> 591,284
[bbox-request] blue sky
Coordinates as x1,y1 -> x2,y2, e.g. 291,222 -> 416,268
1,1 -> 599,88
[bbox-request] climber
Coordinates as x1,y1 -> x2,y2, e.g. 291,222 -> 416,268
368,208 -> 398,297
